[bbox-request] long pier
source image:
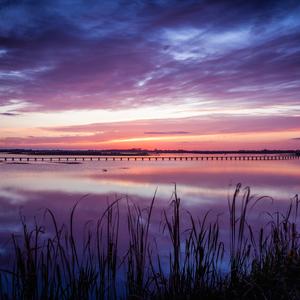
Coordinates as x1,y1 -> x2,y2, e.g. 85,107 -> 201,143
0,155 -> 299,163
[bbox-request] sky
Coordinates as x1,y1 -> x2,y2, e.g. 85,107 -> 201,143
0,0 -> 300,150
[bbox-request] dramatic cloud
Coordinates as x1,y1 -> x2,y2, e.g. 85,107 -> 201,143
0,0 -> 299,112
0,0 -> 299,149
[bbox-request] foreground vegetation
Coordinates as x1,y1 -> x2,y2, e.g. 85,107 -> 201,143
0,184 -> 300,300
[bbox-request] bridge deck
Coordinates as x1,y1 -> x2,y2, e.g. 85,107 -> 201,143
0,155 -> 299,162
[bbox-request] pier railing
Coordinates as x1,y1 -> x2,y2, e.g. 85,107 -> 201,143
0,154 -> 299,163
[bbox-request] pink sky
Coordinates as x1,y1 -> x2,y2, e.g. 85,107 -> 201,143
0,1 -> 300,150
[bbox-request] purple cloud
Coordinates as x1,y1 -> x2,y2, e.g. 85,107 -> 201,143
0,0 -> 299,112
42,115 -> 300,134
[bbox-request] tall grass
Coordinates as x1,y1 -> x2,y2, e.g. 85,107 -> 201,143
0,184 -> 300,299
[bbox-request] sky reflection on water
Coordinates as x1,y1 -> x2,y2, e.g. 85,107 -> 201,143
0,158 -> 299,265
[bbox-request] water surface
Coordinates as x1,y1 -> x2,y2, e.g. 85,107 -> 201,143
0,156 -> 299,263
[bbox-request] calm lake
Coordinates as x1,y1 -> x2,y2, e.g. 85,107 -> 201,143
0,154 -> 300,266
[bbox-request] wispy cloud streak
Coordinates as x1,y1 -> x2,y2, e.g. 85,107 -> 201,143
144,131 -> 190,135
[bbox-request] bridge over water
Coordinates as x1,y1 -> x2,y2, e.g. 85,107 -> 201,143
1,154 -> 299,163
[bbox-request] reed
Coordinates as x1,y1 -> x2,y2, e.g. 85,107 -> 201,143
0,184 -> 299,299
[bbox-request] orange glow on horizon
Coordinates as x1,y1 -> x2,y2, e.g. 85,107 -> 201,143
1,128 -> 298,150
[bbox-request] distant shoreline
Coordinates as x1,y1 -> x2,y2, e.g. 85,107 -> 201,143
0,148 -> 299,156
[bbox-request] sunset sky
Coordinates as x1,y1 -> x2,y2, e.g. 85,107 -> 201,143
0,0 -> 300,150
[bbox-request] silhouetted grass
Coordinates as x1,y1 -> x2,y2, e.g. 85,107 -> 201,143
0,184 -> 300,299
